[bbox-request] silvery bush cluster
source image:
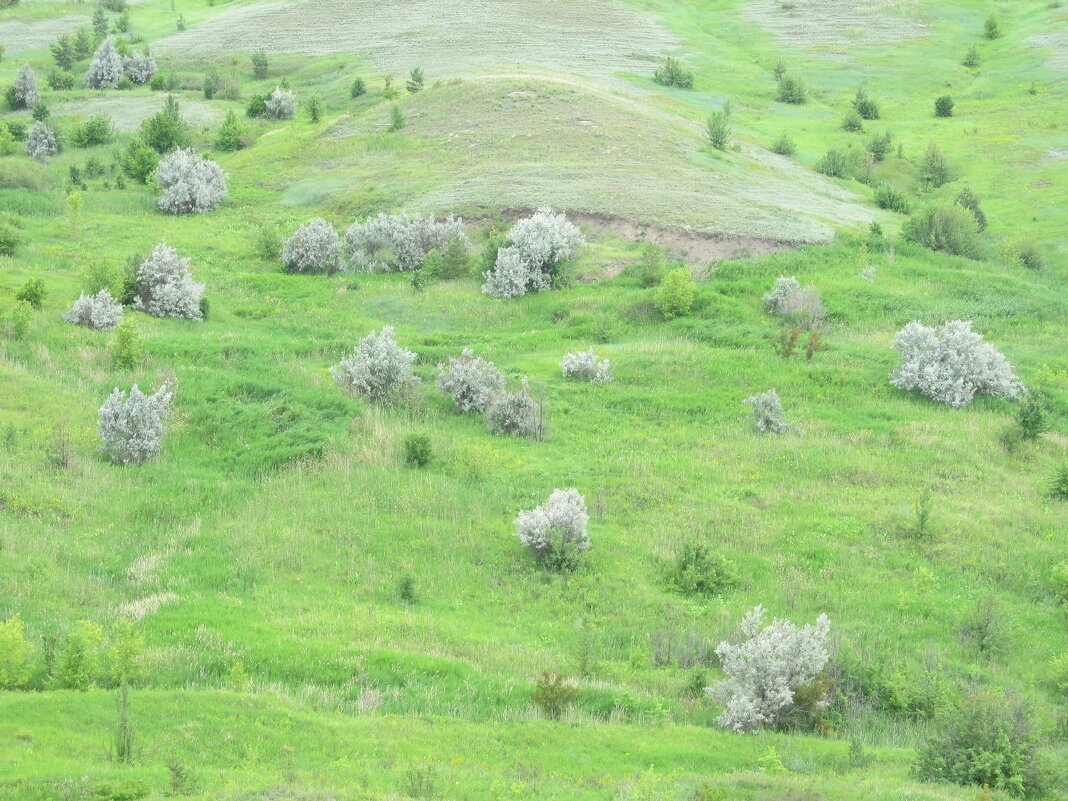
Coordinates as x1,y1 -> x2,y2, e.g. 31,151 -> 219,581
345,213 -> 468,272
482,208 -> 584,299
281,218 -> 345,274
63,290 -> 123,331
263,87 -> 296,120
123,52 -> 158,85
708,605 -> 831,732
744,389 -> 787,433
98,380 -> 174,464
436,348 -> 506,414
133,242 -> 205,320
26,121 -> 58,164
13,63 -> 40,109
331,326 -> 419,404
890,320 -> 1024,408
516,488 -> 590,560
561,349 -> 611,383
763,276 -> 823,329
84,38 -> 124,89
486,378 -> 543,438
156,147 -> 227,214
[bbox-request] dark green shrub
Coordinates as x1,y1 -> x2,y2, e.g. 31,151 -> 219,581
653,56 -> 694,89
866,131 -> 893,161
110,319 -> 143,369
0,221 -> 20,256
70,113 -> 115,147
1048,463 -> 1068,501
776,74 -> 806,104
635,244 -> 664,288
305,94 -> 323,123
841,111 -> 864,132
962,45 -> 980,67
852,87 -> 880,120
246,93 -> 268,118
954,186 -> 987,231
198,296 -> 210,321
918,142 -> 950,188
1015,393 -> 1047,441
705,101 -> 731,150
531,672 -> 578,719
118,140 -> 158,183
402,433 -> 432,467
388,103 -> 405,132
138,95 -> 187,153
350,77 -> 366,98
405,67 -> 424,94
397,573 -> 417,604
663,540 -> 738,597
115,75 -> 134,90
214,110 -> 245,151
984,13 -> 1001,39
435,236 -> 471,279
915,692 -> 1043,797
202,67 -> 221,99
902,205 -> 982,258
31,101 -> 49,122
253,224 -> 280,260
15,278 -> 46,309
771,132 -> 796,156
874,184 -> 910,214
148,72 -> 166,91
47,68 -> 75,90
251,49 -> 269,79
815,148 -> 857,179
934,95 -> 954,118
1018,242 -> 1045,270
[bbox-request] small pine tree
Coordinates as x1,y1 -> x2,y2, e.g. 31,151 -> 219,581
92,6 -> 110,40
771,132 -> 796,156
350,77 -> 366,98
382,74 -> 398,100
983,13 -> 1001,40
388,103 -> 405,132
919,142 -> 950,188
706,101 -> 732,150
251,50 -> 269,79
305,94 -> 323,123
214,110 -> 244,151
110,319 -> 143,368
934,95 -> 954,118
955,186 -> 987,231
405,67 -> 424,94
962,45 -> 980,67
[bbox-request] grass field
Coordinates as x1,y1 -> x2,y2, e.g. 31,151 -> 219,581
1,0 -> 1066,798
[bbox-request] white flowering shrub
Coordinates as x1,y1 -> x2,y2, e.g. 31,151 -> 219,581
155,147 -> 227,215
561,349 -> 612,383
13,63 -> 40,109
98,381 -> 174,464
123,51 -> 158,85
763,276 -> 823,329
344,212 -> 468,272
744,389 -> 787,433
263,87 -> 296,120
63,290 -> 123,331
133,242 -> 205,320
482,208 -> 584,298
331,326 -> 419,404
26,121 -> 58,164
708,605 -> 831,732
436,348 -> 506,413
281,218 -> 345,274
516,488 -> 589,570
890,320 -> 1024,408
486,378 -> 543,438
481,247 -> 537,299
85,38 -> 124,89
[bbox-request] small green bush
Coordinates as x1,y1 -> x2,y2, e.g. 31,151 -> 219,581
305,94 -> 323,123
388,103 -> 405,132
771,132 -> 796,156
10,300 -> 32,340
405,67 -> 424,94
934,95 -> 954,118
402,433 -> 432,468
635,244 -> 664,288
1047,463 -> 1068,502
110,319 -> 144,369
0,614 -> 34,689
776,74 -> 806,104
251,49 -> 269,79
962,45 -> 980,67
915,692 -> 1043,797
705,101 -> 731,150
531,672 -> 578,720
902,205 -> 982,258
15,278 -> 46,309
654,268 -> 696,319
663,540 -> 738,597
866,131 -> 893,162
1017,242 -> 1045,270
841,111 -> 864,132
954,187 -> 987,231
815,148 -> 859,179
253,224 -> 281,260
918,142 -> 951,188
852,88 -> 880,120
350,77 -> 366,98
984,13 -> 1001,40
653,56 -> 694,89
0,221 -> 20,256
874,184 -> 911,214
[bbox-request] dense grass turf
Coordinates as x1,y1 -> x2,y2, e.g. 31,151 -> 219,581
0,0 -> 1066,799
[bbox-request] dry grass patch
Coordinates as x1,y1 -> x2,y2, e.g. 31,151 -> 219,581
0,14 -> 89,54
741,0 -> 928,54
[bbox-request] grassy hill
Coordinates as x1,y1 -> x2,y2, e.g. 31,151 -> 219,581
1,0 -> 1066,799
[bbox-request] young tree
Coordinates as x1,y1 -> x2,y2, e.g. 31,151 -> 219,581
437,348 -> 506,413
139,95 -> 188,152
350,77 -> 366,98
708,605 -> 831,732
280,218 -> 345,274
653,56 -> 694,89
133,242 -> 205,320
706,101 -> 732,150
918,142 -> 950,188
214,110 -> 245,152
155,147 -> 227,215
331,327 -> 419,404
405,67 -> 424,94
250,49 -> 269,79
98,381 -> 174,464
11,62 -> 40,109
934,95 -> 954,118
388,103 -> 405,131
955,186 -> 987,231
305,94 -> 323,123
85,37 -> 124,88
26,120 -> 58,164
653,268 -> 696,319
50,34 -> 76,71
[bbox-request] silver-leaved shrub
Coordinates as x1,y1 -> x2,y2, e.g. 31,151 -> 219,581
516,488 -> 590,568
98,380 -> 174,464
26,121 -> 58,164
331,326 -> 419,404
708,605 -> 831,732
133,242 -> 205,320
744,388 -> 787,433
482,208 -> 583,298
63,289 -> 123,331
13,63 -> 40,109
561,348 -> 611,383
486,378 -> 543,438
345,213 -> 468,272
763,276 -> 823,330
281,218 -> 345,274
156,147 -> 227,214
263,87 -> 296,120
85,37 -> 124,89
890,320 -> 1024,408
436,348 -> 506,413
123,51 -> 158,85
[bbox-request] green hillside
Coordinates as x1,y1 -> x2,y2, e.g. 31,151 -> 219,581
0,0 -> 1066,799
